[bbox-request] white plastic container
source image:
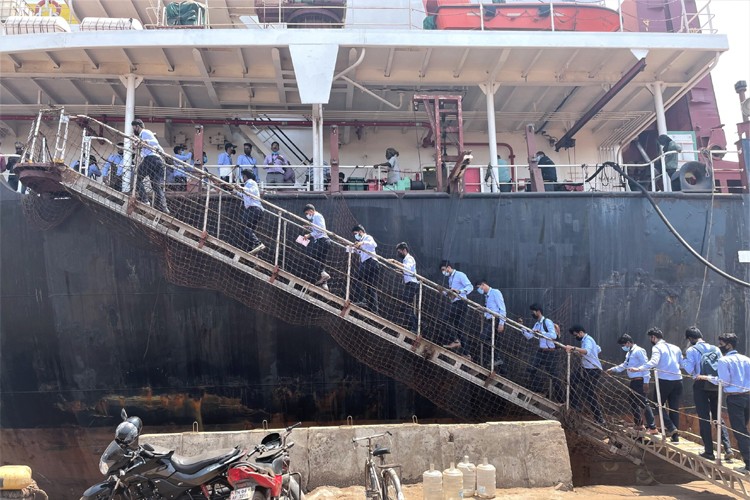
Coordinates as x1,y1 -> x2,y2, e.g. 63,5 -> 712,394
442,462 -> 463,500
422,463 -> 443,500
457,455 -> 476,497
476,458 -> 496,499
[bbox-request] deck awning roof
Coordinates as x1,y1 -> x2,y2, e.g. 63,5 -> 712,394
0,27 -> 728,147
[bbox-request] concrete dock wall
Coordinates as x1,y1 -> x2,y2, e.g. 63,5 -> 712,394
143,421 -> 572,491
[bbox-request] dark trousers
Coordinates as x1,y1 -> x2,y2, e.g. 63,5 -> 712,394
136,155 -> 168,212
654,378 -> 682,433
398,281 -> 418,332
241,206 -> 263,249
694,382 -> 732,455
727,393 -> 750,465
628,378 -> 655,428
527,349 -> 561,400
308,237 -> 331,278
571,369 -> 604,424
498,183 -> 512,193
479,319 -> 504,370
444,300 -> 468,353
353,258 -> 379,313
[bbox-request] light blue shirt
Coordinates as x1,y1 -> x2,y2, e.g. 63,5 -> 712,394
611,344 -> 650,383
484,288 -> 506,324
579,334 -> 603,370
682,340 -> 721,378
523,317 -> 556,349
242,178 -> 262,209
356,234 -> 377,262
237,154 -> 258,178
447,270 -> 472,302
309,212 -> 328,240
708,351 -> 750,393
217,151 -> 233,166
173,152 -> 193,178
496,157 -> 511,183
138,129 -> 161,157
635,340 -> 683,381
401,254 -> 417,284
102,152 -> 124,177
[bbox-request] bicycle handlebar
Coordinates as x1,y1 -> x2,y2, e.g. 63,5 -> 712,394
352,431 -> 392,443
286,422 -> 302,433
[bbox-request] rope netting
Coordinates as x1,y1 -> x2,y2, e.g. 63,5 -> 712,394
16,111 -> 750,459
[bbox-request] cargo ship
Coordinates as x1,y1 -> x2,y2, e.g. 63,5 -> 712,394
0,0 -> 749,496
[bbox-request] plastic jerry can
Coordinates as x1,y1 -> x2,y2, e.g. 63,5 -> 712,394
0,465 -> 33,490
475,458 -> 496,499
422,463 -> 443,500
442,462 -> 463,500
457,455 -> 476,497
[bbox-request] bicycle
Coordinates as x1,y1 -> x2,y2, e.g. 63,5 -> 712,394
352,431 -> 404,500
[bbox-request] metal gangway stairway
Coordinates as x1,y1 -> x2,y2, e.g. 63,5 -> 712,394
16,112 -> 750,499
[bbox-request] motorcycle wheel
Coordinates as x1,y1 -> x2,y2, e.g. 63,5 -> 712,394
252,492 -> 265,500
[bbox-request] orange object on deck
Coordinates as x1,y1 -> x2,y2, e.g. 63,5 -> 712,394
426,1 -> 620,32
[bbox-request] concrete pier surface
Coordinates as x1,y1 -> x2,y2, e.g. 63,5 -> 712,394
143,421 -> 572,491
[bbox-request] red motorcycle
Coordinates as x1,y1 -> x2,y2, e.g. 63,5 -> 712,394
227,423 -> 305,500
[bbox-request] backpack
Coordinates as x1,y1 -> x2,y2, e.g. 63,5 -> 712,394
541,318 -> 561,340
695,342 -> 720,378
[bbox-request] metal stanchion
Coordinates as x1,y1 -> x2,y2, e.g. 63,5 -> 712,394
416,281 -> 423,337
655,371 -> 667,438
274,213 -> 283,267
216,190 -> 222,239
716,381 -> 724,464
566,351 -> 571,410
345,251 -> 353,302
201,181 -> 211,234
490,317 -> 496,373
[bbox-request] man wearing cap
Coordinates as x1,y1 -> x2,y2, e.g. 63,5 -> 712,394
264,141 -> 289,186
102,143 -> 125,191
302,204 -> 331,289
565,325 -> 605,425
131,119 -> 169,213
629,327 -> 683,442
218,142 -> 236,182
237,143 -> 258,180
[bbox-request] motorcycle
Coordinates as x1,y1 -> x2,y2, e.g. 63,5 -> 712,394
81,409 -> 246,499
227,422 -> 305,500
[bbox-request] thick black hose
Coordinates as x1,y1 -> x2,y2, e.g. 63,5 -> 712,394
604,161 -> 749,288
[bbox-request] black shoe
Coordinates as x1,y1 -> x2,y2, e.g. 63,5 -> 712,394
698,452 -> 716,460
670,431 -> 679,443
725,450 -> 736,462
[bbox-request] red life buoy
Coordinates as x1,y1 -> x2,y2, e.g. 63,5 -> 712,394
34,0 -> 62,16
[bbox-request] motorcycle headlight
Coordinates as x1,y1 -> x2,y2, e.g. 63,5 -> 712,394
99,458 -> 110,475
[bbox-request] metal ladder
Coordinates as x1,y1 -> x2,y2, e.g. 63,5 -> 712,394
53,168 -> 750,500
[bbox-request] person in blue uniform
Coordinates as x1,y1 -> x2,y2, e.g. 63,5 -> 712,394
237,143 -> 258,180
302,204 -> 331,289
440,261 -> 472,356
239,169 -> 265,255
698,333 -> 750,474
565,325 -> 605,425
607,334 -> 657,433
388,242 -> 418,332
475,279 -> 506,370
131,119 -> 169,213
351,225 -> 379,313
523,303 -> 560,399
102,142 -> 125,191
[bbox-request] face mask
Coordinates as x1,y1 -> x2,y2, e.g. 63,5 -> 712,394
575,336 -> 583,342
477,288 -> 484,295
306,214 -> 313,220
354,234 -> 362,241
719,345 -> 730,354
442,271 -> 450,277
621,346 -> 630,352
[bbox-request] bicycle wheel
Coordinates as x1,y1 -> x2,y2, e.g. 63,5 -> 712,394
382,468 -> 404,500
365,463 -> 382,500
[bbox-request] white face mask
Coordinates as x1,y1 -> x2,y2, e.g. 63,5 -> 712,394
477,287 -> 484,295
442,270 -> 450,277
354,233 -> 362,241
621,346 -> 630,352
306,214 -> 313,220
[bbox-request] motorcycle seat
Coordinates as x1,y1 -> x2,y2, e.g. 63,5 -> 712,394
373,447 -> 390,457
171,447 -> 241,475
